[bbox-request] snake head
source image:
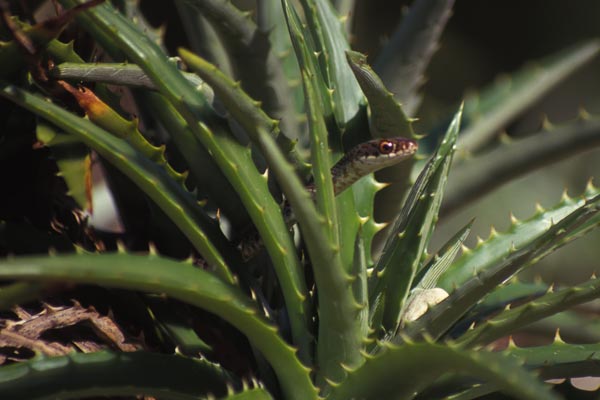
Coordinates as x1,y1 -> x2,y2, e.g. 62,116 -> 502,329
351,137 -> 418,171
331,137 -> 418,194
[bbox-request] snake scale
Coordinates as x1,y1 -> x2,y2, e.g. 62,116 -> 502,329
239,137 -> 418,260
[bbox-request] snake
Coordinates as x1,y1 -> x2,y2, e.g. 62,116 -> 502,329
239,137 -> 418,259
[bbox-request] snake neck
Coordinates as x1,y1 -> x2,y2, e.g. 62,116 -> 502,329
330,154 -> 366,195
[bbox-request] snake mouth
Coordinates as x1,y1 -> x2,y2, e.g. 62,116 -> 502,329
392,137 -> 419,156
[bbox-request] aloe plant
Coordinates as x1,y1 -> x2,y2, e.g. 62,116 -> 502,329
0,1 -> 599,399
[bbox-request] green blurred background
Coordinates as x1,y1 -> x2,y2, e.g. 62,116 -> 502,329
352,0 -> 600,284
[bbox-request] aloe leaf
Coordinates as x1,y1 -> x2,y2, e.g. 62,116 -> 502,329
46,35 -> 239,230
476,279 -> 547,309
413,219 -> 473,290
222,387 -> 274,400
327,341 -> 560,400
281,1 -> 365,383
0,282 -> 46,310
303,68 -> 366,384
446,341 -> 600,398
256,0 -> 304,113
174,2 -> 233,76
59,82 -> 188,186
399,192 -> 600,343
444,113 -> 600,215
345,50 -> 418,253
346,51 -> 416,138
121,0 -> 167,51
138,91 -> 251,229
439,182 -> 600,289
301,69 -> 340,247
331,0 -> 356,34
0,83 -> 234,282
49,62 -> 209,92
352,230 -> 370,338
177,49 -> 305,172
351,174 -> 385,267
0,40 -> 26,79
373,105 -> 461,333
526,309 -> 600,344
298,0 -> 363,129
374,0 -> 455,116
59,1 -> 315,357
145,297 -> 213,355
282,0 -> 334,126
457,40 -> 600,153
257,130 -> 362,386
178,48 -> 312,363
282,0 -> 360,267
368,160 -> 434,315
442,385 -> 496,400
456,276 -> 600,348
0,351 -> 231,400
0,253 -> 319,400
0,2 -> 96,79
452,279 -> 547,337
508,341 -> 600,380
179,0 -> 300,140
36,122 -> 90,210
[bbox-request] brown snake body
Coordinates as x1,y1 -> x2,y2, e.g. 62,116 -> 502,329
239,137 -> 418,259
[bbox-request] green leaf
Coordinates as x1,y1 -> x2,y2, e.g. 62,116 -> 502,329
345,50 -> 418,253
439,182 -> 600,289
0,351 -> 231,400
0,6 -> 90,79
49,62 -> 210,92
178,48 -> 312,362
327,341 -> 560,400
36,122 -> 90,210
221,387 -> 275,400
508,341 -> 600,380
256,0 -> 304,115
0,83 -> 233,283
282,2 -> 365,383
181,0 -> 300,140
331,0 -> 355,34
301,69 -> 340,248
373,0 -> 455,115
352,229 -> 370,339
138,91 -> 251,229
257,130 -> 363,386
456,276 -> 600,348
58,3 -> 314,354
351,174 -> 384,266
177,49 -> 306,172
145,296 -> 213,355
282,0 -> 333,124
175,3 -> 233,77
399,192 -> 600,343
298,0 -> 363,129
413,219 -> 473,290
303,70 -> 365,385
457,40 -> 600,153
0,282 -> 46,311
0,253 -> 318,400
451,341 -> 600,399
346,51 -> 415,138
372,105 -> 461,333
282,0 -> 361,270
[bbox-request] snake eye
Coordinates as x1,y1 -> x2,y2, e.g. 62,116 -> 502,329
378,140 -> 395,154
